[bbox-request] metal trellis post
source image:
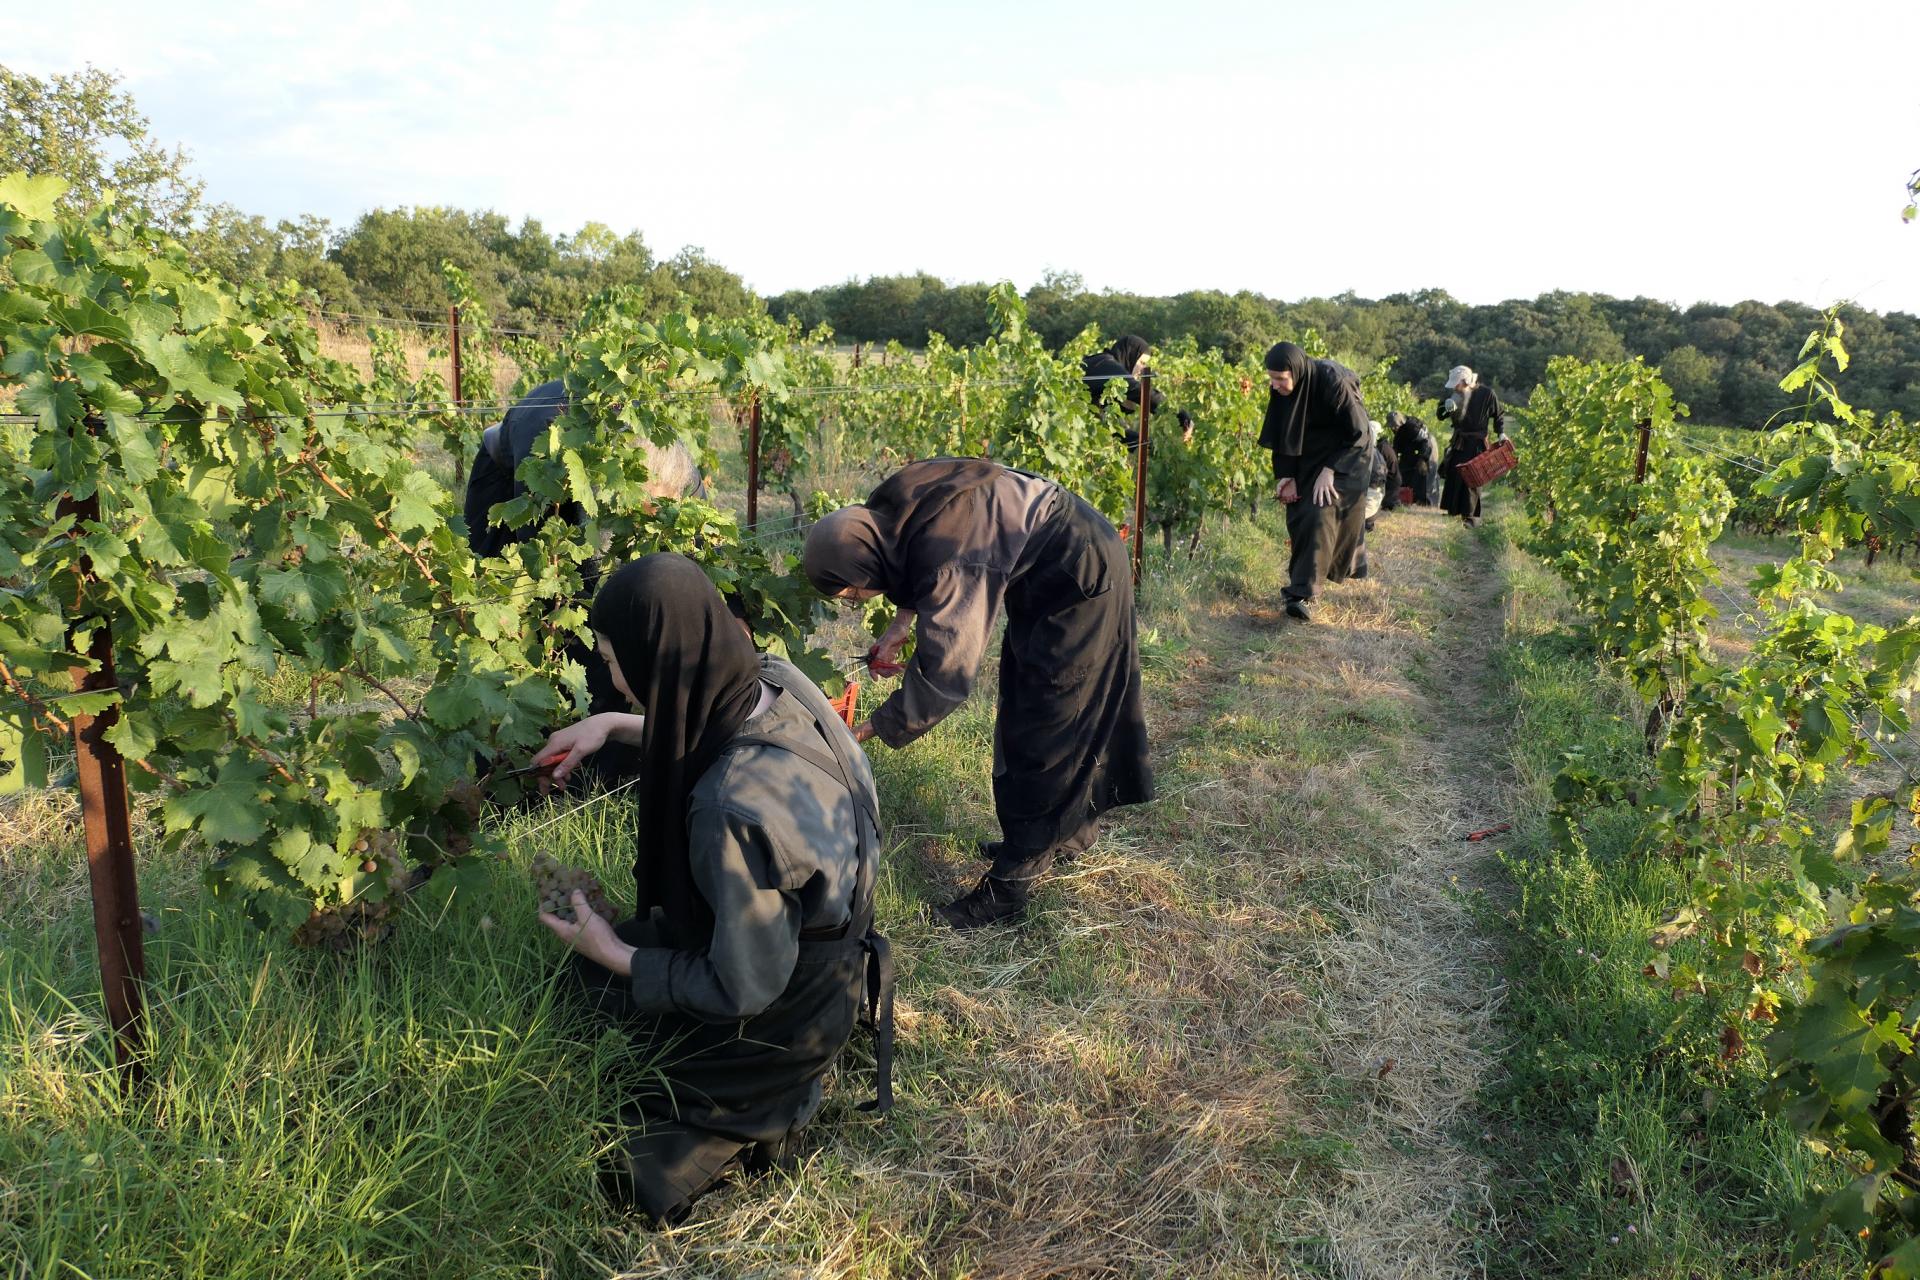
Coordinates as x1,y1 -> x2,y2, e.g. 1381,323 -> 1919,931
746,391 -> 762,530
57,462 -> 147,1085
1132,371 -> 1152,586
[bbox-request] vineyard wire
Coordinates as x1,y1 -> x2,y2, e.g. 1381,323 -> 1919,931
5,372 -> 1189,431
506,773 -> 644,841
1670,436 -> 1775,477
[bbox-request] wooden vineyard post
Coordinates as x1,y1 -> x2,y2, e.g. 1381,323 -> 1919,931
1632,417 -> 1652,485
746,390 -> 762,530
1132,371 -> 1152,586
56,466 -> 147,1085
449,304 -> 466,487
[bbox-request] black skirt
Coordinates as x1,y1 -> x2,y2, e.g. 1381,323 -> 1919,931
1281,474 -> 1369,603
567,908 -> 867,1225
1440,434 -> 1490,518
992,495 -> 1154,854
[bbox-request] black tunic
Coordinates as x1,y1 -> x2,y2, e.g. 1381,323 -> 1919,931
1439,385 -> 1506,518
1259,357 -> 1372,603
851,460 -> 1155,857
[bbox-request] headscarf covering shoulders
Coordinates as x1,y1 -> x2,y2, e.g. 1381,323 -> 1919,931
586,553 -> 762,946
1260,343 -> 1363,455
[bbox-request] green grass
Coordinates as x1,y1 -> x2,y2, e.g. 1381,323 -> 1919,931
16,499 -> 1872,1277
6,518 -> 1359,1278
1472,507 -> 1862,1279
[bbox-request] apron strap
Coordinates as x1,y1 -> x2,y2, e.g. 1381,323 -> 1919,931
722,698 -> 895,1115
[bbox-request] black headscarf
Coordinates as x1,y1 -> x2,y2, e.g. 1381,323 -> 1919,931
802,458 -> 1003,607
1260,341 -> 1316,456
587,553 -> 762,943
1108,335 -> 1150,375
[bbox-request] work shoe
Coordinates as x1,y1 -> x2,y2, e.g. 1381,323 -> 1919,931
935,875 -> 1028,930
1284,598 -> 1313,622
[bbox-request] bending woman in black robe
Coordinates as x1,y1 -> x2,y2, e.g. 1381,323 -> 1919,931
532,554 -> 890,1225
1391,412 -> 1439,506
1081,335 -> 1192,446
802,459 -> 1154,930
1437,365 -> 1506,525
1258,343 -> 1373,621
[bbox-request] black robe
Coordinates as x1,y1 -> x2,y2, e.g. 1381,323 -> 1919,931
810,459 -> 1154,865
1393,415 -> 1439,506
1439,385 -> 1506,519
1373,436 -> 1401,510
1259,355 -> 1372,603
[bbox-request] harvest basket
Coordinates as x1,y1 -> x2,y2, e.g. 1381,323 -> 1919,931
830,682 -> 860,729
1397,485 -> 1414,505
1457,438 -> 1517,489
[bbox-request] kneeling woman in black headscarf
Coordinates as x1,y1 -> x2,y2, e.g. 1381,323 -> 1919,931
1258,343 -> 1373,621
530,553 -> 891,1226
802,459 -> 1154,930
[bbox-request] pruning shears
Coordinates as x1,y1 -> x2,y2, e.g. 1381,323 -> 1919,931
849,647 -> 905,677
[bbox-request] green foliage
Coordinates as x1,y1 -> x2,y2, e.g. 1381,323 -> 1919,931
0,65 -> 202,233
0,175 -> 841,934
1524,321 -> 1920,1273
1518,356 -> 1731,700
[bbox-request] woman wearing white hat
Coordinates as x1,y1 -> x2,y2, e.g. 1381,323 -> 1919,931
1436,365 -> 1505,527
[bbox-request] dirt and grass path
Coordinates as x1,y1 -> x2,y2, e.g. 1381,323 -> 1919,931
2,506 -> 1522,1280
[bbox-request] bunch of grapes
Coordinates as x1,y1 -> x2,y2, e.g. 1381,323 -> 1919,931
530,852 -> 617,925
292,829 -> 414,951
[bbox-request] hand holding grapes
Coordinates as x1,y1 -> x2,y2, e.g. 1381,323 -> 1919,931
539,890 -> 635,974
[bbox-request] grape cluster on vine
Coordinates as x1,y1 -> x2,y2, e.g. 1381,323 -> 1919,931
529,852 -> 617,925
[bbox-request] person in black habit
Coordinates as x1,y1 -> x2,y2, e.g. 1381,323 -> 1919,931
532,553 -> 892,1226
801,458 -> 1155,930
1081,335 -> 1192,446
1437,365 -> 1506,527
1391,411 -> 1440,506
465,379 -> 705,786
1258,342 -> 1373,621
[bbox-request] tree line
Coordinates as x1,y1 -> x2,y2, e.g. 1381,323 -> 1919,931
768,272 -> 1920,427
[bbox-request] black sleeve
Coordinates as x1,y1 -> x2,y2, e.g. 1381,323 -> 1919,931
1489,392 -> 1506,437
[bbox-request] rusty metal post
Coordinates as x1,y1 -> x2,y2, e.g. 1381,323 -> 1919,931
448,305 -> 466,486
1132,372 -> 1152,586
449,304 -> 464,407
1633,418 -> 1652,485
57,478 -> 146,1084
746,391 -> 762,530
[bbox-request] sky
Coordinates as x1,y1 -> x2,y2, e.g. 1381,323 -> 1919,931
11,0 -> 1919,314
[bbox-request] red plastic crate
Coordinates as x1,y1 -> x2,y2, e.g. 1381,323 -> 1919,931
1456,438 -> 1517,489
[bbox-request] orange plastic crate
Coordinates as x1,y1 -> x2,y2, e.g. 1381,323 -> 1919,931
829,682 -> 860,730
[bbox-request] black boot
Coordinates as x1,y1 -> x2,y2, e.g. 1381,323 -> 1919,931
935,875 -> 1029,930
